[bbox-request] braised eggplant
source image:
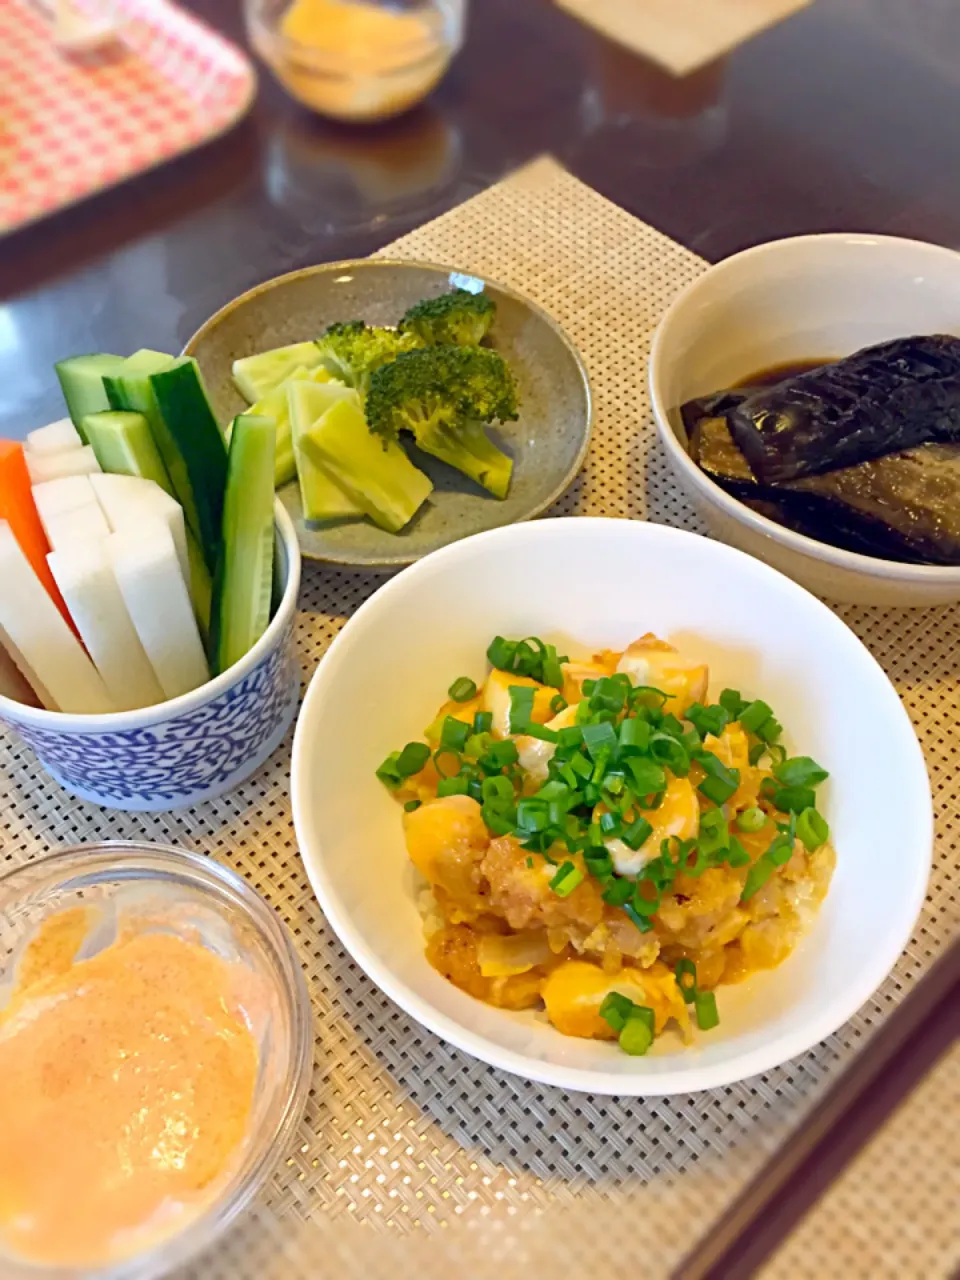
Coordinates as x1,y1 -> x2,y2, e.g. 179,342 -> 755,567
686,335 -> 960,484
688,414 -> 960,565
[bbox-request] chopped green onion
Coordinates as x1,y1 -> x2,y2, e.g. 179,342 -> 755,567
697,807 -> 730,856
685,702 -> 731,739
516,797 -> 550,833
589,675 -> 629,714
448,676 -> 478,702
598,991 -> 634,1033
508,685 -> 535,734
541,649 -> 565,690
550,861 -> 584,897
482,802 -> 516,835
557,725 -> 584,751
482,775 -> 514,804
631,881 -> 660,917
433,748 -> 462,778
526,723 -> 559,743
621,815 -> 654,851
675,958 -> 698,1002
472,709 -> 493,735
725,836 -> 751,867
599,810 -> 620,836
440,716 -> 470,752
376,751 -> 404,789
550,694 -> 568,715
748,742 -> 767,767
618,716 -> 651,754
464,732 -> 493,759
479,739 -> 519,770
525,856 -> 534,868
719,688 -> 748,718
486,635 -> 515,669
796,807 -> 830,852
394,742 -> 430,778
650,732 -> 690,777
699,774 -> 737,805
756,716 -> 783,744
602,878 -> 634,907
773,755 -> 829,788
603,772 -> 625,796
623,902 -> 655,932
696,751 -> 740,804
772,785 -> 817,814
582,720 -> 619,761
585,849 -> 614,879
741,856 -> 775,901
626,757 -> 667,797
766,833 -> 794,866
736,806 -> 766,833
695,990 -> 719,1031
403,798 -> 421,812
619,1009 -> 655,1056
739,699 -> 774,732
437,776 -> 469,798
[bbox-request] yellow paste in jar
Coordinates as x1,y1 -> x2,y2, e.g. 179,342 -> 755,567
274,0 -> 450,121
0,907 -> 259,1268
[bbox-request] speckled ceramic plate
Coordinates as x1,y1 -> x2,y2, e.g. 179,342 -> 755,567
183,260 -> 593,568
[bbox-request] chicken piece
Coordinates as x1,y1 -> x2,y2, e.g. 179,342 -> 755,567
514,701 -> 581,785
615,634 -> 708,717
403,795 -> 490,908
603,775 -> 700,878
541,959 -> 690,1040
483,669 -> 557,738
480,839 -> 605,933
426,924 -> 547,1009
656,866 -> 747,952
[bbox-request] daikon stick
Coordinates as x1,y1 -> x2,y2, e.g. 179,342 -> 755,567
0,521 -> 114,714
26,446 -> 101,484
107,523 -> 209,701
26,418 -> 84,456
90,473 -> 189,584
43,504 -> 111,550
32,475 -> 98,522
48,543 -> 164,712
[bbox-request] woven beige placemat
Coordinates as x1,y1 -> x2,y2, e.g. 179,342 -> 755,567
554,0 -> 810,76
1,158 -> 957,1280
761,1041 -> 960,1280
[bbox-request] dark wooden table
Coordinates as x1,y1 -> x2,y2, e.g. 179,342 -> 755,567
2,0 -> 959,1272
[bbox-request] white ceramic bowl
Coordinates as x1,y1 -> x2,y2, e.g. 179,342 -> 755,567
649,233 -> 960,606
291,518 -> 932,1095
0,503 -> 301,812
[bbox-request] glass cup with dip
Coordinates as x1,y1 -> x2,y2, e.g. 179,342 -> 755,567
245,0 -> 466,123
0,843 -> 312,1278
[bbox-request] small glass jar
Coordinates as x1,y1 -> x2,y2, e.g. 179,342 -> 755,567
245,0 -> 466,123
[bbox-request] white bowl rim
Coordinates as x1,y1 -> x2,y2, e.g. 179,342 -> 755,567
0,499 -> 301,731
291,516 -> 933,1095
649,230 -> 960,584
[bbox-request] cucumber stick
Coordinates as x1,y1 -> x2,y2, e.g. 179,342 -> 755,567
82,410 -> 175,495
104,353 -> 228,574
288,378 -> 363,522
210,415 -> 276,675
55,354 -> 128,443
300,397 -> 433,533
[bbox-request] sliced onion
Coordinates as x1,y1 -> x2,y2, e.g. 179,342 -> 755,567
477,931 -> 553,977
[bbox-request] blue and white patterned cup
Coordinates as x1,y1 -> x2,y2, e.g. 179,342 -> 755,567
0,503 -> 301,812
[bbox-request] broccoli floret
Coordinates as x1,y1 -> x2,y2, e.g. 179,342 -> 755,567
399,289 -> 496,348
366,346 -> 519,499
315,321 -> 421,396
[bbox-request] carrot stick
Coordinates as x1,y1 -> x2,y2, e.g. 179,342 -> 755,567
0,440 -> 75,630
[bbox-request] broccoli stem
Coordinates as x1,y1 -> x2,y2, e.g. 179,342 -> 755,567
417,418 -> 513,500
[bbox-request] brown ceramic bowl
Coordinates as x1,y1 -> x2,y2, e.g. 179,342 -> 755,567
183,259 -> 593,569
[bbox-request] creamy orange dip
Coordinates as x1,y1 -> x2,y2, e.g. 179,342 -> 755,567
0,907 -> 259,1268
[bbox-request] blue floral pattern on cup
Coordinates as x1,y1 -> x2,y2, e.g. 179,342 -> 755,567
0,618 -> 301,811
